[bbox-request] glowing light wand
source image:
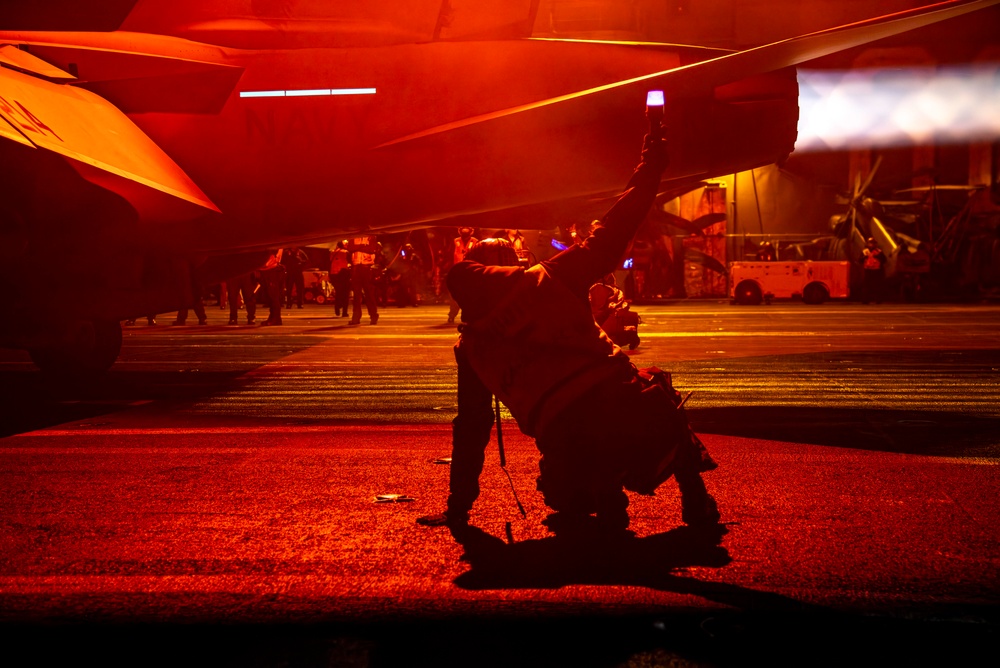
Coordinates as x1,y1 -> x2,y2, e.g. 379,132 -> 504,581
646,89 -> 665,139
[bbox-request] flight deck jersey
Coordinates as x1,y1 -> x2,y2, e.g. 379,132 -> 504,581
453,261 -> 632,438
350,236 -> 376,266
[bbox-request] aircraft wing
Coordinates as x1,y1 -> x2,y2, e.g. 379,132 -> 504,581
379,0 -> 1000,147
0,59 -> 219,220
0,44 -> 74,79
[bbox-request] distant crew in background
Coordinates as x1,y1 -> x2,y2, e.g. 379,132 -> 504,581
173,263 -> 208,326
447,227 -> 478,324
500,228 -> 526,252
395,243 -> 424,307
499,228 -> 531,266
226,271 -> 256,325
859,237 -> 887,304
373,239 -> 390,307
282,246 -> 310,309
756,241 -> 776,262
348,235 -> 379,325
431,247 -> 447,304
571,220 -> 597,247
329,240 -> 351,318
260,249 -> 285,325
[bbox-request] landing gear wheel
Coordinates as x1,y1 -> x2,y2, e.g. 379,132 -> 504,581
803,282 -> 829,305
29,319 -> 122,381
734,280 -> 763,305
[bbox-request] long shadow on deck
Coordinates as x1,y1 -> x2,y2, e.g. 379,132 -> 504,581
0,369 -> 254,437
0,334 -> 325,437
690,406 -> 1000,458
450,521 -> 822,618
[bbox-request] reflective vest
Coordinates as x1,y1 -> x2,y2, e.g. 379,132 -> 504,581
863,249 -> 884,270
351,236 -> 375,266
457,262 -> 632,438
453,237 -> 478,266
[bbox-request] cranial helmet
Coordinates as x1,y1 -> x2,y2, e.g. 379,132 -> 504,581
465,238 -> 520,267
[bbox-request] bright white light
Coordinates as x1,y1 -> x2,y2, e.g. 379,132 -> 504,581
285,88 -> 332,97
329,88 -> 377,96
646,90 -> 664,107
239,90 -> 285,98
794,65 -> 1000,152
239,88 -> 377,99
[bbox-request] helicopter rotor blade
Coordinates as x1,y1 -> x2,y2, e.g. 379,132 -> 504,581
655,182 -> 707,206
648,208 -> 704,236
857,154 -> 883,201
690,212 -> 729,231
684,248 -> 728,276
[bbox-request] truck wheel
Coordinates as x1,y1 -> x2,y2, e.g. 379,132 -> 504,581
29,319 -> 122,381
734,280 -> 763,305
803,282 -> 829,305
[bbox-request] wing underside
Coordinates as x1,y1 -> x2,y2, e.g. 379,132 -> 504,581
0,62 -> 219,220
379,0 -> 1000,148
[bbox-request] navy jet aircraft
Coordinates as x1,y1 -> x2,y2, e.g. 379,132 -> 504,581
0,0 -> 996,377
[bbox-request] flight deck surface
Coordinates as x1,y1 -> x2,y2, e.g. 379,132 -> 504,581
1,302 -> 998,666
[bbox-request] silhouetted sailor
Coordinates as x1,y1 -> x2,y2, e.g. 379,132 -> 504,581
173,263 -> 207,325
860,237 -> 887,304
282,246 -> 310,309
418,133 -> 719,534
347,236 -> 379,325
329,240 -> 351,317
259,249 -> 285,325
226,271 -> 256,325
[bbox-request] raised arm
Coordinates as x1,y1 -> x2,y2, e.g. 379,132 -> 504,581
542,134 -> 669,299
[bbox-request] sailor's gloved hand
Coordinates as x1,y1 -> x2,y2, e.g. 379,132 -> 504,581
641,133 -> 669,173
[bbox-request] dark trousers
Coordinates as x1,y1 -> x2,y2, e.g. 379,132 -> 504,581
333,269 -> 351,315
861,270 -> 885,304
226,273 -> 256,322
285,268 -> 305,308
351,264 -> 378,322
176,285 -> 207,324
261,266 -> 285,322
446,353 -> 496,516
174,260 -> 208,326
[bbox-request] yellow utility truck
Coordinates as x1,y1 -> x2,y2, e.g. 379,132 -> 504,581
729,261 -> 850,305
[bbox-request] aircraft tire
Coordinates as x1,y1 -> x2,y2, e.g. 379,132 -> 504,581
734,280 -> 763,306
29,319 -> 122,380
803,282 -> 829,305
